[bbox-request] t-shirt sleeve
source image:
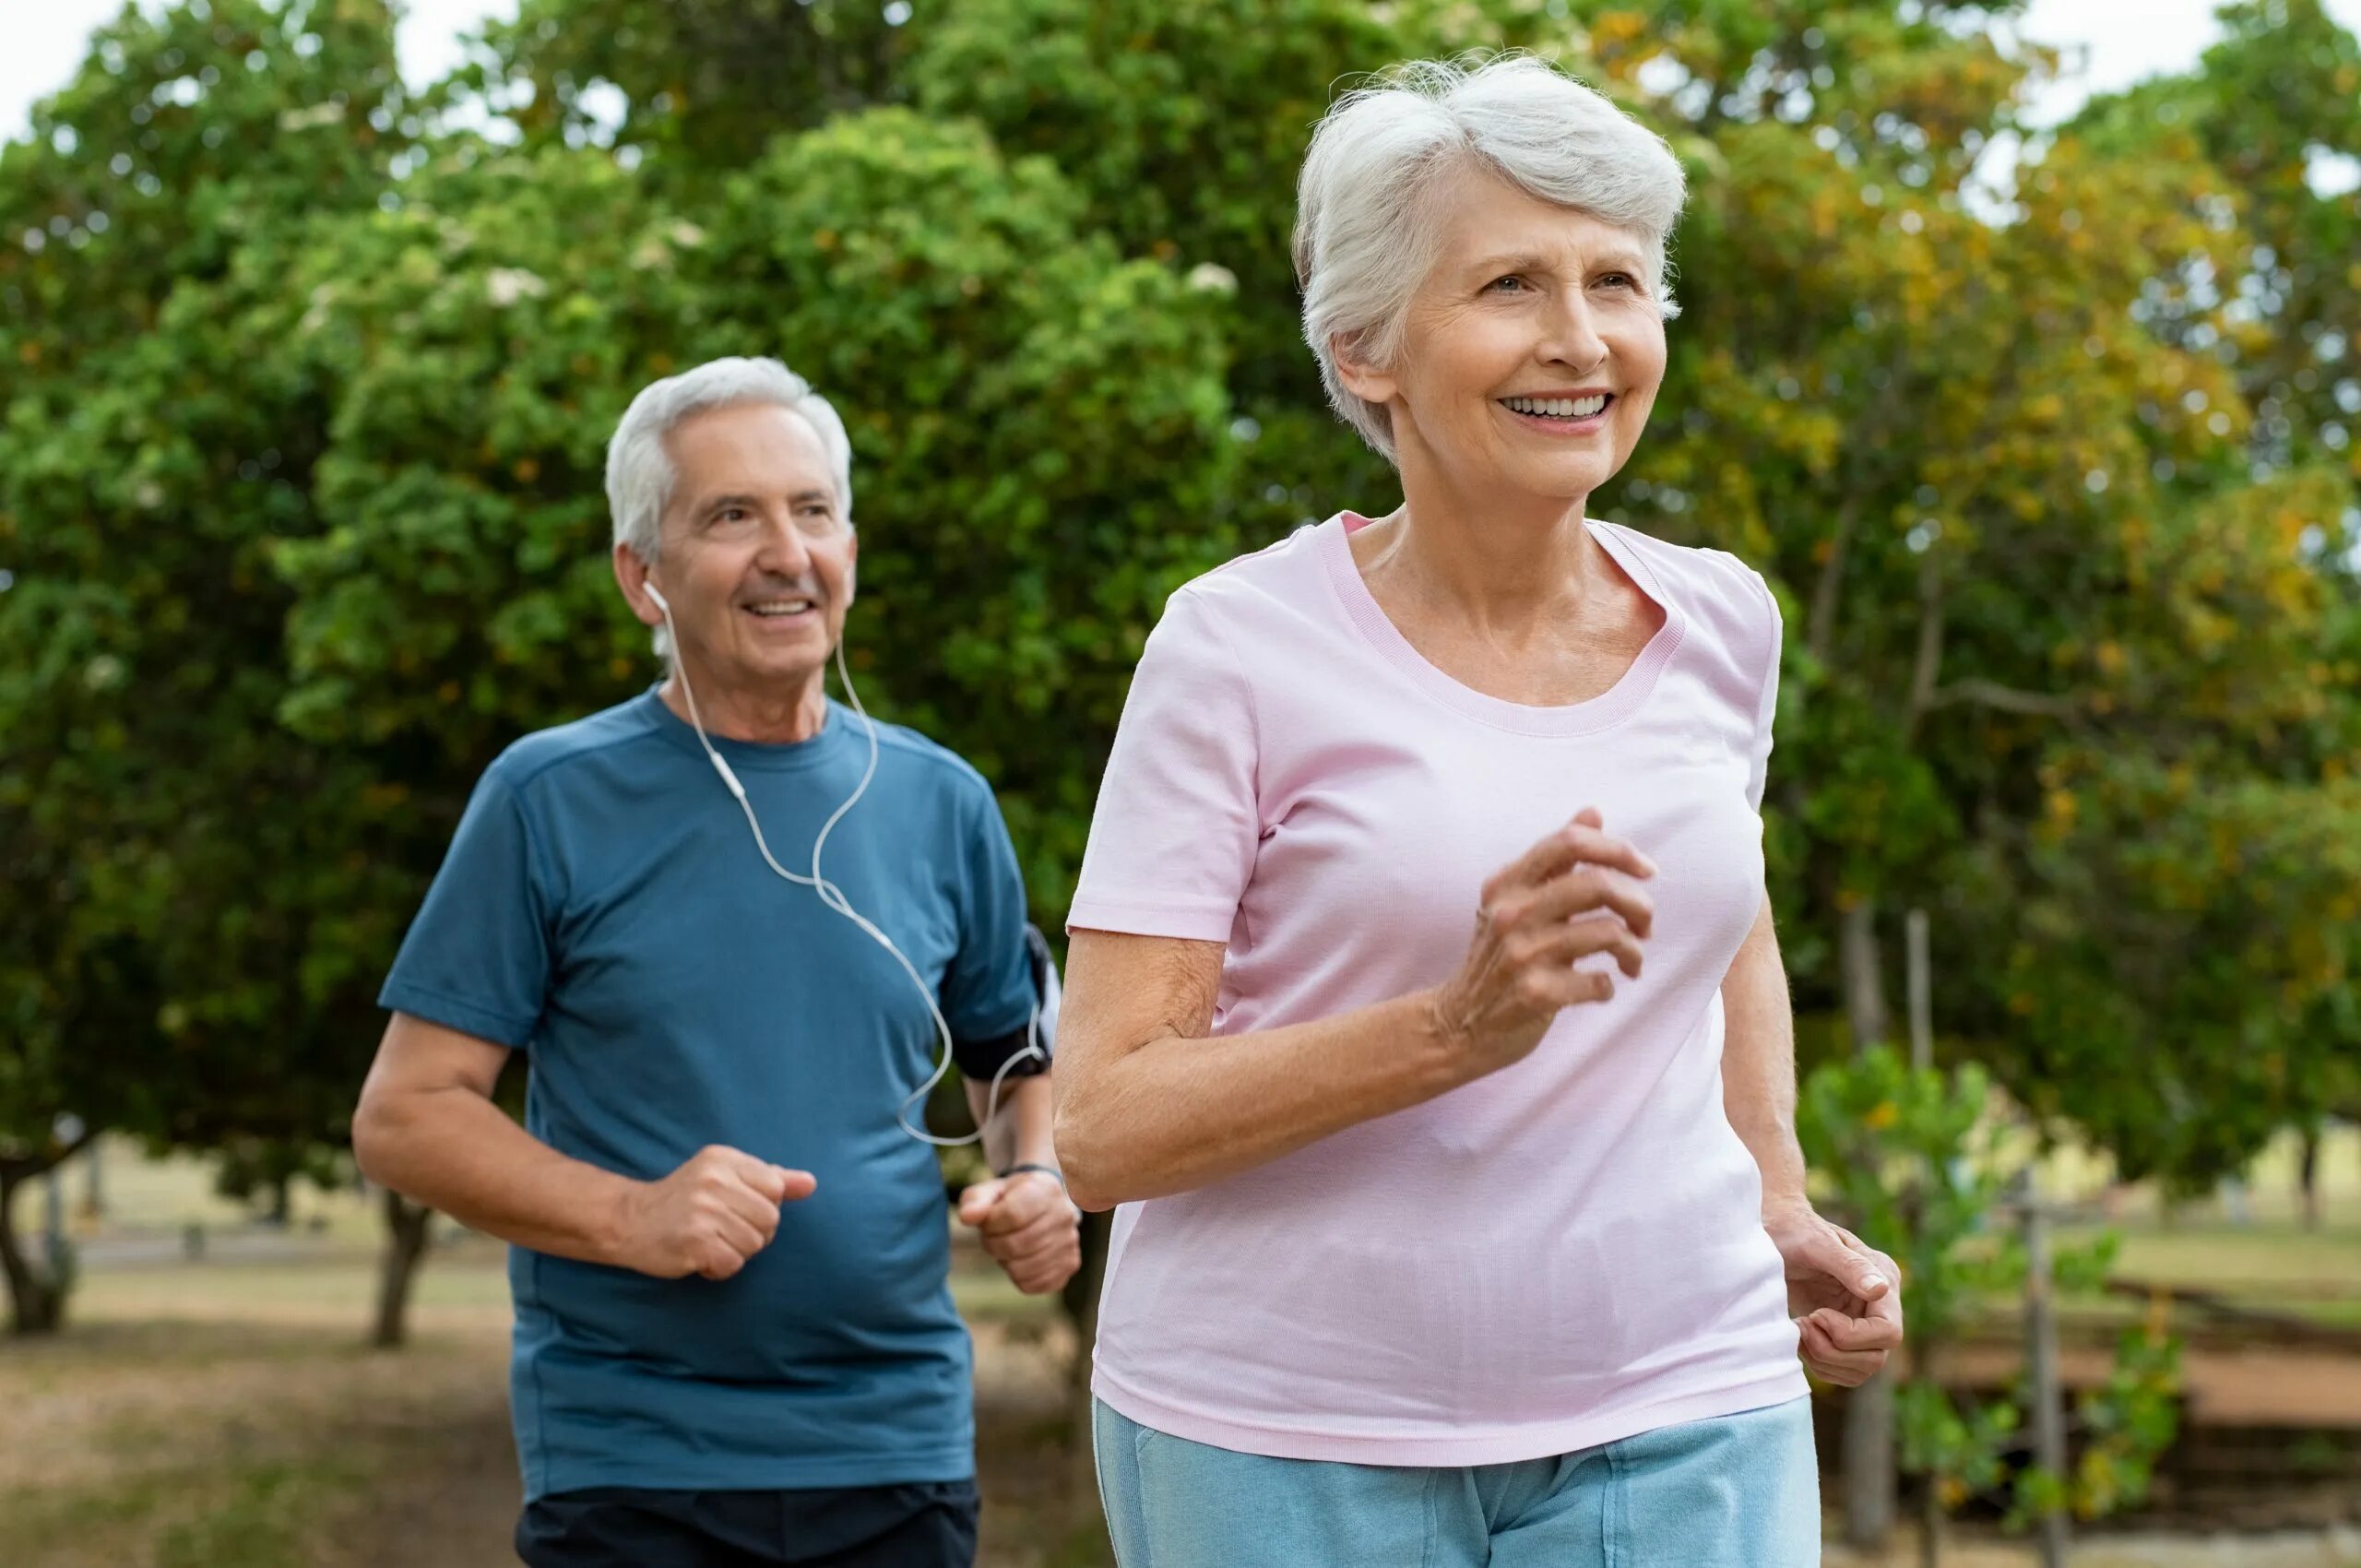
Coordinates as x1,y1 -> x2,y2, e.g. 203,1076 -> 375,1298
1745,570 -> 1784,813
378,766 -> 556,1050
942,781 -> 1039,1063
1067,587 -> 1259,943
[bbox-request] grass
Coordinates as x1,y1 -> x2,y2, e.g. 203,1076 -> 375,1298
0,1307 -> 516,1568
1,1245 -> 1094,1568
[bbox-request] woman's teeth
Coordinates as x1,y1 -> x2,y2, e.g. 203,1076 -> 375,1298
1502,394 -> 1609,419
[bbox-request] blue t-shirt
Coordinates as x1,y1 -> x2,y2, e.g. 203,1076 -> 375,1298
379,690 -> 1037,1499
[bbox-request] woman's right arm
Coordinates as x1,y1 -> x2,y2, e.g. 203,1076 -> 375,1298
1053,809 -> 1657,1211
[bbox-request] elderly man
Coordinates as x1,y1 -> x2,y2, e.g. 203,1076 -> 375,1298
353,356 -> 1079,1568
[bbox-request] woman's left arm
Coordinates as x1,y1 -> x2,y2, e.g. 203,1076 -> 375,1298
1722,893 -> 1906,1385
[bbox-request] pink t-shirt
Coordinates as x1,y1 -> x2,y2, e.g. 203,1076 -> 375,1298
1067,512 -> 1808,1466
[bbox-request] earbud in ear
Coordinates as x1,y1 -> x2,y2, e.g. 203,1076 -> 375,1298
644,583 -> 670,613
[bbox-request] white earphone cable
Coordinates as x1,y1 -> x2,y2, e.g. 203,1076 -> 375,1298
647,586 -> 1043,1147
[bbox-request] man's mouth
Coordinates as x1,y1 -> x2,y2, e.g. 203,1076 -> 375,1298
743,596 -> 819,621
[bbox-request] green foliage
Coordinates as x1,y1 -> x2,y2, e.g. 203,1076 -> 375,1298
1799,1049 -> 2182,1532
1798,1047 -> 2018,1335
0,0 -> 411,1202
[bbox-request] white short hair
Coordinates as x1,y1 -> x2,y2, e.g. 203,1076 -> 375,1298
606,355 -> 854,559
1294,55 -> 1689,459
605,356 -> 854,659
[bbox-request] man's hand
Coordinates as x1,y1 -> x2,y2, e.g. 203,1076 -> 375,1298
1765,1196 -> 1904,1386
612,1146 -> 817,1281
957,1170 -> 1082,1295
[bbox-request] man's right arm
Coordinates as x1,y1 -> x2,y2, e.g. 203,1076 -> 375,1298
352,1012 -> 813,1279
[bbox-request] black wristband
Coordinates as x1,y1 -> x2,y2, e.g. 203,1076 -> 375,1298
996,1161 -> 1065,1191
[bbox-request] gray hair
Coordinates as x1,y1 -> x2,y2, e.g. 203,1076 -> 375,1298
1295,55 -> 1688,459
605,355 -> 854,659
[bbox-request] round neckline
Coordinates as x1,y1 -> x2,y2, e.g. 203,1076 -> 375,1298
636,686 -> 856,772
1317,512 -> 1686,737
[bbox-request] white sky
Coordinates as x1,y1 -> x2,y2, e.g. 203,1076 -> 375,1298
4,0 -> 2358,148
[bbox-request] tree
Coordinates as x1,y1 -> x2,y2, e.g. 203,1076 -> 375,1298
0,0 -> 411,1334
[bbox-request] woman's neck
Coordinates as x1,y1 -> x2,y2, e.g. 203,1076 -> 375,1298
1356,459 -> 1605,636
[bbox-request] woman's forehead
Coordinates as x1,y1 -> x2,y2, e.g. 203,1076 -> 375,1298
1431,177 -> 1648,272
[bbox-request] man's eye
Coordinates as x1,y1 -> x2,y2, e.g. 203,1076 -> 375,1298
1597,273 -> 1634,290
1487,275 -> 1529,293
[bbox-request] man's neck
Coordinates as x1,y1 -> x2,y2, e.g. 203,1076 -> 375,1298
658,667 -> 830,743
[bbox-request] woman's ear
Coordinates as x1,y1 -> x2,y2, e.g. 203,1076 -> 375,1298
1330,329 -> 1398,408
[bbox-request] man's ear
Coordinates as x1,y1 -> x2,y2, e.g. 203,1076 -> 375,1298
613,542 -> 663,628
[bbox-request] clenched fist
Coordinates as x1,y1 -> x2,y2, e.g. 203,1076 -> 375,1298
1427,806 -> 1656,1075
611,1145 -> 817,1281
957,1170 -> 1082,1296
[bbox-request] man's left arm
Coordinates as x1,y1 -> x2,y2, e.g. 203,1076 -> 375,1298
943,779 -> 1081,1297
958,1071 -> 1079,1295
1723,893 -> 1905,1385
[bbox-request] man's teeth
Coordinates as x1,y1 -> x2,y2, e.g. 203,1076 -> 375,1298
1503,394 -> 1609,418
747,599 -> 816,616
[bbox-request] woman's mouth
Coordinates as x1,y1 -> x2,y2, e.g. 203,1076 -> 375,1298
1499,392 -> 1613,432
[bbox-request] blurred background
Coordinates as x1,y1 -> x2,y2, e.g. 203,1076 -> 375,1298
3,1 -> 2358,1564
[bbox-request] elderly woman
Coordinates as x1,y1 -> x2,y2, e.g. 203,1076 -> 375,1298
1053,56 -> 1903,1566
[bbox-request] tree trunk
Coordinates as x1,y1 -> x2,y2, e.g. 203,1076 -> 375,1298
1916,1338 -> 1945,1568
1840,897 -> 1898,1548
0,1169 -> 67,1336
1841,900 -> 1891,1054
372,1188 -> 433,1348
1845,1370 -> 1899,1549
2299,1128 -> 2323,1231
79,1137 -> 104,1222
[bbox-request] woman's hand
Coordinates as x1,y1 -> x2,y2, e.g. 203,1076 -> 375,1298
1426,806 -> 1655,1075
1766,1196 -> 1904,1385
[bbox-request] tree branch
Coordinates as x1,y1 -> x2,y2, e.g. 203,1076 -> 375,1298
0,1126 -> 99,1186
1927,679 -> 2080,718
1807,493 -> 1860,667
1904,548 -> 1946,742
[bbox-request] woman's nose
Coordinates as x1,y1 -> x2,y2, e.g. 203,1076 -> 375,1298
1543,295 -> 1609,374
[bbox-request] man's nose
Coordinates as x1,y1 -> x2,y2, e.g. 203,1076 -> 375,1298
753,514 -> 815,578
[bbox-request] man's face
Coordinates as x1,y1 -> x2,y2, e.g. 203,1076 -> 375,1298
626,401 -> 856,695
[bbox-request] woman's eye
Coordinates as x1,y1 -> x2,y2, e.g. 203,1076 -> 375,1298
1486,274 -> 1529,294
1597,273 -> 1633,290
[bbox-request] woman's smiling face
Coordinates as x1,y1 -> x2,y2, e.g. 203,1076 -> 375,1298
1343,171 -> 1669,504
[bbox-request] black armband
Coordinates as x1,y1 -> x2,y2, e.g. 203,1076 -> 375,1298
951,1024 -> 1047,1081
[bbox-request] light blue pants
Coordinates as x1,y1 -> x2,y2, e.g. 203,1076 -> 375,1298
1093,1396 -> 1820,1567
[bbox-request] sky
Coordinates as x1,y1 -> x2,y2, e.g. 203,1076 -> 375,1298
7,0 -> 2361,148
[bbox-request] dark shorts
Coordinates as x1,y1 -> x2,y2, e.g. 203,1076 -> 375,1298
516,1480 -> 979,1568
